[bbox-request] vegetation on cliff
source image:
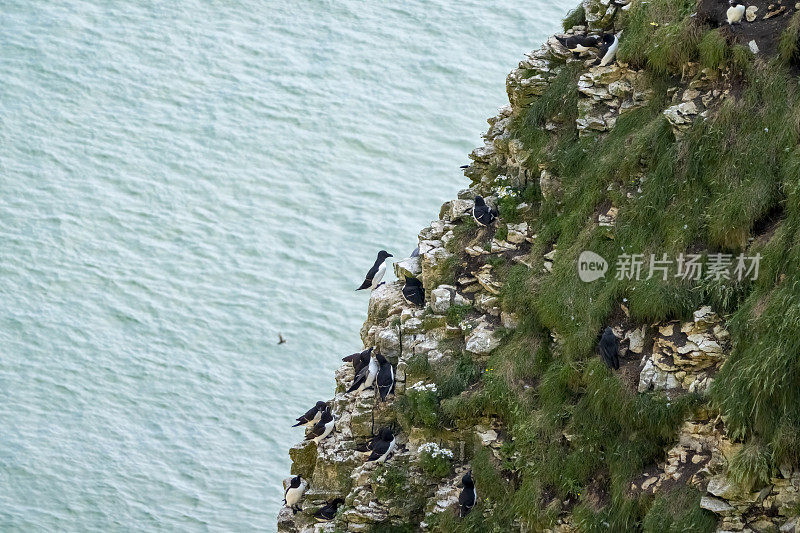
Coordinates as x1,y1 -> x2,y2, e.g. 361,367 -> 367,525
280,0 -> 800,531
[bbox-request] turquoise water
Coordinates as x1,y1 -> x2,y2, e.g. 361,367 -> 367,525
0,1 -> 573,530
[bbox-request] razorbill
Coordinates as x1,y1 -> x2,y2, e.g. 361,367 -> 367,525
598,326 -> 620,370
346,350 -> 378,394
356,250 -> 393,291
472,196 -> 497,227
306,409 -> 335,444
595,33 -> 620,67
343,347 -> 373,375
556,34 -> 602,58
458,471 -> 477,517
365,428 -> 396,463
401,276 -> 425,307
314,498 -> 345,522
727,0 -> 745,24
283,475 -> 306,514
355,427 -> 392,452
292,401 -> 328,427
375,352 -> 395,401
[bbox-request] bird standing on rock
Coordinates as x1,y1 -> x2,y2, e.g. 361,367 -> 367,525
314,498 -> 344,522
556,33 -> 602,58
727,0 -> 745,24
292,401 -> 328,427
342,347 -> 373,375
356,250 -> 393,291
472,196 -> 497,226
402,276 -> 425,307
347,349 -> 378,394
594,33 -> 620,67
306,409 -> 335,444
284,475 -> 306,514
365,428 -> 396,463
458,471 -> 477,517
375,352 -> 395,401
598,326 -> 620,370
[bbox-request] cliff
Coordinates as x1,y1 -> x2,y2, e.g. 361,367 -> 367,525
278,0 -> 800,531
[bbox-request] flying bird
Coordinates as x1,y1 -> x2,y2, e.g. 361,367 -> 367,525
727,0 -> 745,24
356,250 -> 393,291
347,350 -> 378,394
365,428 -> 396,463
458,471 -> 477,517
375,352 -> 395,401
594,33 -> 620,67
472,196 -> 497,227
306,409 -> 335,444
283,475 -> 306,514
598,326 -> 620,370
314,498 -> 345,522
292,401 -> 328,427
401,276 -> 425,307
278,333 -> 286,345
556,33 -> 602,58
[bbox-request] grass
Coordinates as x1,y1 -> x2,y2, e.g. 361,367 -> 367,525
365,2 -> 800,530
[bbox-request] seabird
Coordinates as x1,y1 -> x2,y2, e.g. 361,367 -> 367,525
472,196 -> 497,227
458,471 -> 477,517
356,250 -> 393,291
292,401 -> 328,427
342,347 -> 373,375
375,352 -> 395,401
595,33 -> 620,67
284,475 -> 306,514
401,276 -> 425,307
355,427 -> 392,452
598,326 -> 620,370
314,498 -> 345,522
365,428 -> 396,463
556,34 -> 602,58
277,333 -> 286,345
346,350 -> 378,394
306,409 -> 335,444
460,164 -> 470,169
727,0 -> 745,24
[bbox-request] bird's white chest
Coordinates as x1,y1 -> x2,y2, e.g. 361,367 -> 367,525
727,4 -> 744,23
285,486 -> 303,506
378,439 -> 396,463
572,44 -> 590,52
371,263 -> 386,288
600,39 -> 619,66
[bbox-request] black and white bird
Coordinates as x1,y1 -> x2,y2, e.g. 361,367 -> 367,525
727,0 -> 745,24
292,401 -> 328,427
283,475 -> 306,514
306,409 -> 335,444
314,498 -> 344,522
598,326 -> 620,370
556,34 -> 602,58
401,276 -> 425,307
594,33 -> 620,67
342,347 -> 373,375
365,428 -> 396,463
375,352 -> 395,401
472,196 -> 497,227
356,250 -> 393,291
458,471 -> 477,518
355,427 -> 392,452
347,350 -> 378,394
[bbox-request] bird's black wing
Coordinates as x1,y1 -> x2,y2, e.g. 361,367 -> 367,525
347,364 -> 369,393
377,363 -> 394,401
366,439 -> 390,461
292,405 -> 318,427
356,261 -> 380,290
305,421 -> 325,440
458,488 -> 475,516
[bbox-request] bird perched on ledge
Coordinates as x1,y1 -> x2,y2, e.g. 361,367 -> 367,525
306,409 -> 335,444
347,349 -> 378,394
594,33 -> 620,67
292,400 -> 328,427
365,427 -> 396,463
356,250 -> 393,291
472,196 -> 497,226
402,276 -> 425,307
342,347 -> 373,375
598,326 -> 620,370
314,498 -> 344,522
556,33 -> 602,58
283,475 -> 306,514
458,471 -> 477,517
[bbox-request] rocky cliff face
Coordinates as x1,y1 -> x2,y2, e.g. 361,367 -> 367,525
278,0 -> 800,531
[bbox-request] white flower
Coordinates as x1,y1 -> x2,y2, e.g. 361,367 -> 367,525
409,381 -> 437,393
418,442 -> 454,459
